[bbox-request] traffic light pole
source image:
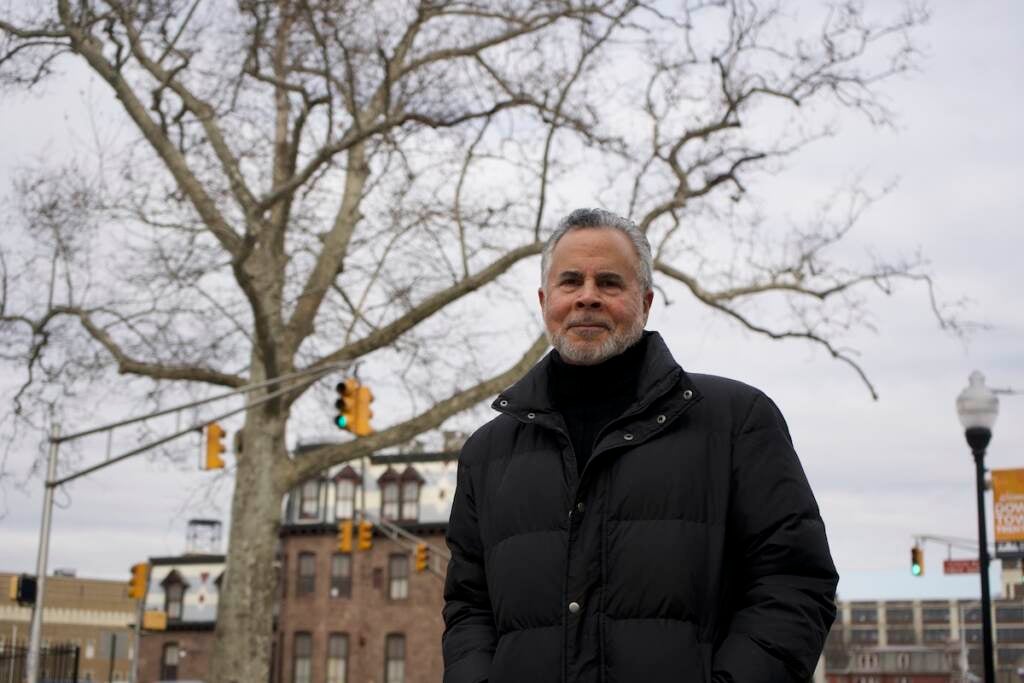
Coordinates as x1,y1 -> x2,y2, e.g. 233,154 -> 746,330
26,422 -> 59,683
23,362 -> 343,683
130,597 -> 144,683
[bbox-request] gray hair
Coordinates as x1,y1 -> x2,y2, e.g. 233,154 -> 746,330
540,208 -> 653,291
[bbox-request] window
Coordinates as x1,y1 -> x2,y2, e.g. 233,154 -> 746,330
887,628 -> 916,645
300,480 -> 321,519
998,628 -> 1024,643
165,582 -> 185,620
964,628 -> 982,644
963,606 -> 982,623
297,552 -> 316,595
335,479 -> 355,520
389,554 -> 409,600
160,643 -> 179,681
85,640 -> 95,659
293,633 -> 312,683
997,648 -> 1024,665
372,567 -> 383,590
924,627 -> 951,643
850,629 -> 878,644
851,607 -> 878,624
401,480 -> 420,521
326,633 -> 348,683
385,634 -> 405,683
996,606 -> 1024,623
885,607 -> 913,624
922,606 -> 950,623
382,481 -> 400,520
330,553 -> 352,598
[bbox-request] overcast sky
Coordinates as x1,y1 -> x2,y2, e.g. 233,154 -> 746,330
1,1 -> 1022,603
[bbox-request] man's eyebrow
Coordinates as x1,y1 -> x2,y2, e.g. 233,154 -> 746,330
596,271 -> 626,283
556,269 -> 583,280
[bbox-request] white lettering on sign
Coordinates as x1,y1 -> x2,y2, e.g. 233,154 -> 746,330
943,559 -> 980,574
995,494 -> 1024,537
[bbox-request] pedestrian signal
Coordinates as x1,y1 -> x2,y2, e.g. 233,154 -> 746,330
8,574 -> 37,605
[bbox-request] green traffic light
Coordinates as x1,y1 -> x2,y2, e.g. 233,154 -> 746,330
335,415 -> 347,429
911,564 -> 922,576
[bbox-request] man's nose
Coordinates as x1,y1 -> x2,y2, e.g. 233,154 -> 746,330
574,281 -> 602,308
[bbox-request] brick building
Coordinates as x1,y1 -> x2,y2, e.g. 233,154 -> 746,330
274,455 -> 448,683
137,450 -> 454,683
135,553 -> 225,683
275,520 -> 446,683
1,570 -> 136,681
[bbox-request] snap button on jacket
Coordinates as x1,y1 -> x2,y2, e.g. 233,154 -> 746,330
442,333 -> 838,683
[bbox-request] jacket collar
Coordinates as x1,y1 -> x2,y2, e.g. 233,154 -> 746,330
492,331 -> 699,420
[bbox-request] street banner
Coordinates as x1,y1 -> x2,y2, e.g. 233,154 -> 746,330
943,559 -> 980,574
993,468 -> 1024,559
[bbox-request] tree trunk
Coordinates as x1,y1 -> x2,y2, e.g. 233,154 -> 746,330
209,395 -> 288,683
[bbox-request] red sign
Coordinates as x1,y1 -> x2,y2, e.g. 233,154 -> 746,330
943,559 -> 980,574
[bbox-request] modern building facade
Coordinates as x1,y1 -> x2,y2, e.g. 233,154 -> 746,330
826,596 -> 1024,683
1,570 -> 136,682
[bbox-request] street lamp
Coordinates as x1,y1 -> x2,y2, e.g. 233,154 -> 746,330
956,370 -> 999,683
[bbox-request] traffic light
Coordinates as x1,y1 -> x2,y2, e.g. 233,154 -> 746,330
337,520 -> 353,553
352,385 -> 374,437
357,520 -> 373,550
8,574 -> 37,605
911,545 -> 924,577
334,378 -> 359,431
205,422 -> 226,470
128,563 -> 150,599
415,543 -> 428,573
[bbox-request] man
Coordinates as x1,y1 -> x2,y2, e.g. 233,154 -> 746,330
443,208 -> 838,683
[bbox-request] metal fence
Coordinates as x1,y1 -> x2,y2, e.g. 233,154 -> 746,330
0,643 -> 80,683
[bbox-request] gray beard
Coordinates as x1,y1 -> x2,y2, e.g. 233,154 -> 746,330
547,316 -> 645,365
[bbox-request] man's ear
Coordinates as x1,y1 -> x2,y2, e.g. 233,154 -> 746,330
538,287 -> 545,311
642,288 -> 654,319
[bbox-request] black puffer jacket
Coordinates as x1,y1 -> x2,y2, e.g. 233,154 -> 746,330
443,333 -> 837,683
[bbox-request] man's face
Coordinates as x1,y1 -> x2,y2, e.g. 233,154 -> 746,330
539,227 -> 653,365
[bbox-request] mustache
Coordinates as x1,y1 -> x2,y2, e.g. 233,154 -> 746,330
567,317 -> 610,329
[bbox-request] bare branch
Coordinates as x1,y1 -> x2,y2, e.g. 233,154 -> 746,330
289,333 -> 549,485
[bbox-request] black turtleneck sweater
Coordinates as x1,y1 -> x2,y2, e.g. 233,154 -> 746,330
548,333 -> 650,475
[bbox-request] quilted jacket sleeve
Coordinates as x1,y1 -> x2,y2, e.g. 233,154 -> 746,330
442,458 -> 496,683
712,393 -> 839,682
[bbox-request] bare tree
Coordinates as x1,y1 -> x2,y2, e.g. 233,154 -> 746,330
0,1 -> 955,681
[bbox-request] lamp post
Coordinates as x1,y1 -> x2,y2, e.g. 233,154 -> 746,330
956,370 -> 999,683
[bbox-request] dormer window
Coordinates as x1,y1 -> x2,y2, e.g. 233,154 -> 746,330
378,468 -> 400,520
399,467 -> 424,522
334,466 -> 361,521
378,466 -> 425,522
161,571 -> 189,621
299,479 -> 321,520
